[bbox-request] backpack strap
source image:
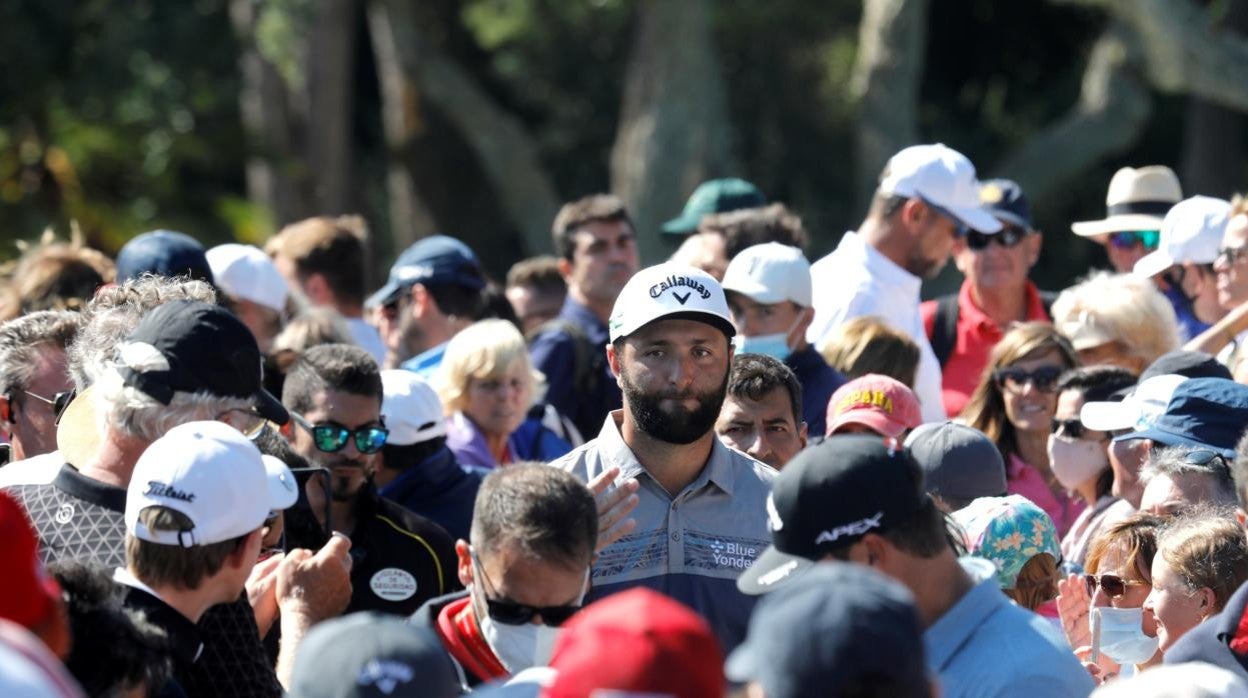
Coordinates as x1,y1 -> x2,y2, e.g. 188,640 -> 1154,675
529,318 -> 603,407
929,294 -> 960,368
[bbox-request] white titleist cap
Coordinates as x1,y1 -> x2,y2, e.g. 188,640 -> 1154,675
721,243 -> 812,307
380,369 -> 447,446
206,243 -> 289,313
609,263 -> 735,343
125,420 -> 298,547
878,144 -> 1002,234
1080,374 -> 1188,432
1133,196 -> 1231,279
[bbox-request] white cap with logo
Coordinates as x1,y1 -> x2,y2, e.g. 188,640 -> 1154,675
721,243 -> 812,307
380,369 -> 447,446
878,144 -> 1003,234
125,420 -> 298,547
1133,196 -> 1231,279
206,243 -> 289,313
608,263 -> 736,343
1080,374 -> 1189,432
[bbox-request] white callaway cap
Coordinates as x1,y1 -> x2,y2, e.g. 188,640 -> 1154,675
878,144 -> 1002,234
380,369 -> 447,446
721,243 -> 812,307
126,420 -> 298,547
1081,374 -> 1188,433
1133,196 -> 1231,279
608,263 -> 736,343
206,243 -> 289,313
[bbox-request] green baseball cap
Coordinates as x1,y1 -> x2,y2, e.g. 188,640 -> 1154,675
661,178 -> 766,234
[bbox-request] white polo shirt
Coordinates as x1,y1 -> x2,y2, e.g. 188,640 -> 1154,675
807,231 -> 947,423
550,411 -> 777,651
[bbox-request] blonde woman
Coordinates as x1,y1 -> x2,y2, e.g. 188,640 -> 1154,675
1051,272 -> 1180,373
962,322 -> 1083,536
436,319 -> 572,468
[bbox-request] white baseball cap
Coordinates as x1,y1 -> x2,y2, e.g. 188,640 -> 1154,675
206,244 -> 289,313
1133,196 -> 1231,279
125,421 -> 298,547
381,369 -> 447,446
721,243 -> 812,307
1080,373 -> 1188,432
608,263 -> 735,343
878,144 -> 1002,234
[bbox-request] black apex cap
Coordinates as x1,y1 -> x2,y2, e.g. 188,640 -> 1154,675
121,300 -> 288,425
738,434 -> 925,595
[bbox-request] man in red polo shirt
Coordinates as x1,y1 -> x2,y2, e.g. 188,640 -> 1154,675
922,179 -> 1055,417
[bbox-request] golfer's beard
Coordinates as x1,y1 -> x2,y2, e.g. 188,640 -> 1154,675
620,370 -> 727,445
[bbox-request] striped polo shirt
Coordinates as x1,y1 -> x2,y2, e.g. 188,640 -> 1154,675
551,411 -> 777,650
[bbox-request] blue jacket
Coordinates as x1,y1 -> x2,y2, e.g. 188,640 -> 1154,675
378,445 -> 485,541
785,345 -> 845,437
529,298 -> 620,439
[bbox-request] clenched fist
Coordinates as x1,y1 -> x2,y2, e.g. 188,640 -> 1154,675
277,532 -> 353,622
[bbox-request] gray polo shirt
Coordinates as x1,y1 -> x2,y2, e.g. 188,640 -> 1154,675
551,411 -> 777,650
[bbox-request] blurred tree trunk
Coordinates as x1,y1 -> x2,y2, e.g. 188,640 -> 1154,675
610,0 -> 733,262
849,0 -> 927,209
993,27 -> 1151,201
366,0 -> 560,259
1180,1 -> 1248,198
229,0 -> 359,226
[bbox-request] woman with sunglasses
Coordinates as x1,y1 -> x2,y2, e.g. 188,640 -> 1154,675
1144,513 -> 1248,655
437,319 -> 573,469
1057,513 -> 1166,681
1049,366 -> 1138,573
963,322 -> 1084,537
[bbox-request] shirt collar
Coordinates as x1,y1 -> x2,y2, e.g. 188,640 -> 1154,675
959,280 -> 1050,330
594,411 -> 735,497
923,557 -> 1002,671
838,231 -> 921,293
54,464 -> 126,512
114,567 -> 205,664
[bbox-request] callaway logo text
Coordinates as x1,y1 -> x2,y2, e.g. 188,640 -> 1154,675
649,275 -> 713,305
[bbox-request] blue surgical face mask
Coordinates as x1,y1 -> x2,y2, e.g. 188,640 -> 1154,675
731,316 -> 803,361
1093,606 -> 1160,666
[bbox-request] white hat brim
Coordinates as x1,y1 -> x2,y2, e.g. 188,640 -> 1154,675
1132,250 -> 1174,279
948,204 -> 1003,233
262,455 -> 299,511
1071,214 -> 1166,237
1080,400 -> 1139,432
721,277 -> 786,305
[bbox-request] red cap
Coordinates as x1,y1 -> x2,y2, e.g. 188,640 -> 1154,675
543,589 -> 724,698
0,492 -> 61,630
826,374 -> 922,438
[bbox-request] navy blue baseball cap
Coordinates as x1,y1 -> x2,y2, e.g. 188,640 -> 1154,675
365,235 -> 485,309
115,230 -> 215,285
1115,377 -> 1248,459
726,562 -> 928,698
979,179 -> 1032,230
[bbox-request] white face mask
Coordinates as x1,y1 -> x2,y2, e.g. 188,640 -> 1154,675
1092,605 -> 1160,666
469,557 -> 591,674
1047,434 -> 1109,491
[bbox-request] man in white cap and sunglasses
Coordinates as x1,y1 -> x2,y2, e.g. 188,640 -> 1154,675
1132,196 -> 1230,341
551,262 -> 777,652
807,143 -> 1003,423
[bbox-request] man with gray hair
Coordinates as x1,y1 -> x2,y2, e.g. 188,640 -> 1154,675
3,297 -> 353,697
0,310 -> 79,465
1139,445 -> 1239,515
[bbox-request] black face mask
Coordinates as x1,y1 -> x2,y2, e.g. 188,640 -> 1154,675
618,367 -> 728,445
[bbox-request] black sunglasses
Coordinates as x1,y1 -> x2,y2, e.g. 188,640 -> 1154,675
1050,418 -> 1104,441
1183,449 -> 1229,469
22,389 -> 76,425
1216,245 -> 1248,267
472,551 -> 583,627
291,413 -> 388,454
994,365 -> 1062,394
967,225 -> 1031,251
